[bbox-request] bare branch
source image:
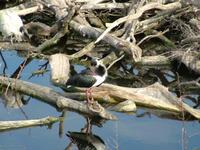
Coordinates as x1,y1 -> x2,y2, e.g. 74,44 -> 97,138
0,76 -> 117,120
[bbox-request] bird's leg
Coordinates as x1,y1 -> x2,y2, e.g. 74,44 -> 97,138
86,88 -> 91,103
86,117 -> 92,134
88,88 -> 94,102
86,88 -> 102,112
81,117 -> 92,134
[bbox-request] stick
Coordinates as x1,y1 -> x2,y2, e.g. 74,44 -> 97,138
81,3 -> 130,10
0,116 -> 59,131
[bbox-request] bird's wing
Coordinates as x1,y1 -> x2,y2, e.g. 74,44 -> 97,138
66,74 -> 97,88
80,68 -> 95,75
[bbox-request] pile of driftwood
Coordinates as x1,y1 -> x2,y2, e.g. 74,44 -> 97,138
1,0 -> 200,130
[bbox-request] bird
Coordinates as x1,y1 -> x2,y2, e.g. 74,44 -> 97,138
66,131 -> 106,150
66,58 -> 107,104
0,10 -> 23,42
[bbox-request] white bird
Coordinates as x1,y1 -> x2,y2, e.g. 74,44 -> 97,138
0,10 -> 23,42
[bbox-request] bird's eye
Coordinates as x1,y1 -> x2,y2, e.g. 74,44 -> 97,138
91,60 -> 97,66
19,26 -> 24,32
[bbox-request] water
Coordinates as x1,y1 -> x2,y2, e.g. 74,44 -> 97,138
0,51 -> 200,150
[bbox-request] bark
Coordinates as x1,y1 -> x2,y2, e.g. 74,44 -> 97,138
0,116 -> 59,131
49,54 -> 70,85
63,83 -> 200,120
0,76 -> 117,120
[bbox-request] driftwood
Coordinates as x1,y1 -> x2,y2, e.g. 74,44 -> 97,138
1,0 -> 200,130
49,54 -> 70,85
109,100 -> 137,112
0,76 -> 117,120
69,20 -> 141,60
0,116 -> 59,131
63,83 -> 200,120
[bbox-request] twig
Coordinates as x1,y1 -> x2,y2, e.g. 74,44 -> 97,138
107,54 -> 124,70
67,42 -> 95,60
28,69 -> 49,79
11,57 -> 32,78
38,7 -> 76,53
137,30 -> 169,46
16,6 -> 43,16
0,51 -> 7,75
138,56 -> 171,66
59,111 -> 66,138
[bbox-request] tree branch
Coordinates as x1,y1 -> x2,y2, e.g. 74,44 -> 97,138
0,76 -> 117,120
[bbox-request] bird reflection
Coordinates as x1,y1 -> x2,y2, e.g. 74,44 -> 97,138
66,131 -> 106,150
65,117 -> 107,150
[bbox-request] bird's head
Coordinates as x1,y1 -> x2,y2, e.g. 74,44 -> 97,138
91,57 -> 101,67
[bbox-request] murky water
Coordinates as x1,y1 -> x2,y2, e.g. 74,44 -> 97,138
0,51 -> 200,150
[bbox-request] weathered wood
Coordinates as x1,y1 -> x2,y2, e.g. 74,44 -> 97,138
49,54 -> 70,85
41,0 -> 68,19
67,42 -> 95,59
69,20 -> 141,61
95,2 -> 182,43
1,0 -> 200,123
0,116 -> 59,131
63,83 -> 200,120
173,51 -> 200,74
0,76 -> 117,120
109,100 -> 137,112
138,56 -> 171,66
80,3 -> 130,10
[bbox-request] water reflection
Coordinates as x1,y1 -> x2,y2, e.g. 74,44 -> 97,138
62,113 -> 107,150
136,107 -> 197,121
66,132 -> 106,150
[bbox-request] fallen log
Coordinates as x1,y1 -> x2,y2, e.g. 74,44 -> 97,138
63,83 -> 200,120
0,76 -> 117,120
